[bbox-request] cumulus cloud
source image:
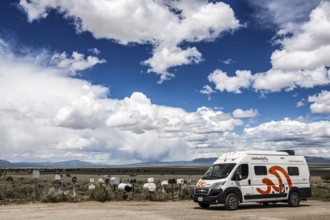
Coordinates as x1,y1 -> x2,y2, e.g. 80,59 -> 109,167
207,2 -> 330,93
0,38 -> 249,163
253,67 -> 330,92
51,51 -> 106,76
232,109 -> 258,119
208,69 -> 253,93
271,2 -> 330,71
241,118 -> 330,156
19,0 -> 239,82
246,0 -> 322,33
309,90 -> 330,114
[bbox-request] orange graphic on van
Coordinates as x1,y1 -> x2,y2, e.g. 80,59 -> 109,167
196,180 -> 206,187
257,166 -> 292,195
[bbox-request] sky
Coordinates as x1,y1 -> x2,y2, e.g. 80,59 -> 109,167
0,0 -> 330,165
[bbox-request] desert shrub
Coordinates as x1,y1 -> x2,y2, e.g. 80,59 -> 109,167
180,186 -> 194,200
41,188 -> 69,203
5,176 -> 14,182
311,183 -> 330,200
90,185 -> 111,202
321,175 -> 330,181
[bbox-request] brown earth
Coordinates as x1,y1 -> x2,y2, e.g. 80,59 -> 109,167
1,200 -> 329,220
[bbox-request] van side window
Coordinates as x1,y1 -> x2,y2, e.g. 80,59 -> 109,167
234,164 -> 249,180
241,164 -> 249,179
254,166 -> 267,175
287,167 -> 299,176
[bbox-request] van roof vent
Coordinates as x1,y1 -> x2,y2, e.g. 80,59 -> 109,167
277,150 -> 295,155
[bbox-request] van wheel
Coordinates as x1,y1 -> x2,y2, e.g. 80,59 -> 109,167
198,202 -> 210,209
288,192 -> 300,207
225,193 -> 239,210
262,202 -> 269,206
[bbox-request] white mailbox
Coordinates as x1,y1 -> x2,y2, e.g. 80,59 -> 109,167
143,183 -> 156,192
32,170 -> 40,179
88,184 -> 95,190
177,179 -> 184,185
54,174 -> 61,181
147,177 -> 154,183
161,180 -> 168,186
110,177 -> 120,185
118,183 -> 133,192
97,178 -> 105,184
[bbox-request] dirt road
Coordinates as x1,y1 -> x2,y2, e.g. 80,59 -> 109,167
1,200 -> 329,220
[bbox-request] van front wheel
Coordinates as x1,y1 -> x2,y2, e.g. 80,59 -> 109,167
225,193 -> 239,210
288,192 -> 300,207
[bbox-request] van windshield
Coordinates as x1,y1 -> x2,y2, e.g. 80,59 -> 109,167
202,163 -> 236,180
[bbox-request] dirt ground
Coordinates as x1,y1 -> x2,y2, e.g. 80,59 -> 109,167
1,200 -> 330,220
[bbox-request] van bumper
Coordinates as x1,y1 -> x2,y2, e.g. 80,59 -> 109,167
300,187 -> 311,199
193,188 -> 223,204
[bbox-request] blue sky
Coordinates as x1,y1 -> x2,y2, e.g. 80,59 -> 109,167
1,0 -> 330,164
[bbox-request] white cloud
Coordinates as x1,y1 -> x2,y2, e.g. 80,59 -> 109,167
296,100 -> 305,108
19,0 -> 239,82
253,67 -> 330,92
143,45 -> 202,83
246,0 -> 321,33
221,58 -> 235,65
51,51 -> 105,76
200,85 -> 215,100
88,48 -> 100,55
0,38 -> 247,163
232,109 -> 258,119
207,2 -> 330,93
241,118 -> 330,157
271,2 -> 330,71
2,36 -> 330,164
208,69 -> 253,93
309,90 -> 330,114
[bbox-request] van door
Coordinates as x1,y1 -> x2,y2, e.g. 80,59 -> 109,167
232,164 -> 252,201
249,165 -> 288,201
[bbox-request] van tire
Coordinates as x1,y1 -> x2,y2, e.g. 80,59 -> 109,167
198,202 -> 210,209
225,193 -> 239,210
288,192 -> 300,207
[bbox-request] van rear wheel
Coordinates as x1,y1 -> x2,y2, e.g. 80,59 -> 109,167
198,202 -> 210,209
288,192 -> 300,207
225,193 -> 239,210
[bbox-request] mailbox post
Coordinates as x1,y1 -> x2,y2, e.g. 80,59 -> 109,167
72,176 -> 77,197
32,170 -> 40,203
168,178 -> 176,200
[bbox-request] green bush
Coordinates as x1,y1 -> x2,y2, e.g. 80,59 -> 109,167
321,175 -> 330,181
5,176 -> 14,182
90,185 -> 111,202
41,188 -> 68,203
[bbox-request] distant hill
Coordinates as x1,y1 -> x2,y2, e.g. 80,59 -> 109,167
0,156 -> 329,168
305,156 -> 330,164
192,157 -> 217,164
0,159 -> 12,167
0,159 -> 97,168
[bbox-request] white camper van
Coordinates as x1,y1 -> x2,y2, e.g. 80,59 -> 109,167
193,150 -> 311,210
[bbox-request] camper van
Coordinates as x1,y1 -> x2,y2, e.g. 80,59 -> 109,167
193,150 -> 311,210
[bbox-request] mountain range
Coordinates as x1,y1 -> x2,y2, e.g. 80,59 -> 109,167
0,156 -> 329,168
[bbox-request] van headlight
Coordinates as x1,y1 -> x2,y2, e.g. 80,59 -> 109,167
211,181 -> 226,189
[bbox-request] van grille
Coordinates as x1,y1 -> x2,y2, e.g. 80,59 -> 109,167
195,188 -> 209,195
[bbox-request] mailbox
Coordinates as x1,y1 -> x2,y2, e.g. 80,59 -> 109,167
168,178 -> 176,184
118,183 -> 133,192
